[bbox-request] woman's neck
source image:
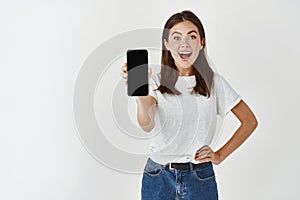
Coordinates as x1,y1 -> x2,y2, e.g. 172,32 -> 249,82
177,68 -> 194,76
175,62 -> 194,76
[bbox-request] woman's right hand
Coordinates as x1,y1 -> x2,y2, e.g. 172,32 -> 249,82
120,63 -> 156,132
120,63 -> 128,85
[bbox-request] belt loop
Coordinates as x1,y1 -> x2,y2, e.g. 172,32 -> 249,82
189,162 -> 193,171
168,162 -> 175,170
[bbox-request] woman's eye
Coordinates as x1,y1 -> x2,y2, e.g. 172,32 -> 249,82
190,35 -> 197,40
174,36 -> 181,40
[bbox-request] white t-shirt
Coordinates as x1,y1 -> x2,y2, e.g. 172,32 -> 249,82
147,72 -> 242,165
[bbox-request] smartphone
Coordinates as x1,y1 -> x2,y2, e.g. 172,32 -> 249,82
127,49 -> 149,96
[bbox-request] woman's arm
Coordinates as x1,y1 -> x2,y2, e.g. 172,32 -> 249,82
136,96 -> 157,133
216,99 -> 258,163
195,99 -> 258,164
121,63 -> 156,133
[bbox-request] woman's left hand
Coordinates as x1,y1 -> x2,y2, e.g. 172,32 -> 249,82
194,145 -> 222,165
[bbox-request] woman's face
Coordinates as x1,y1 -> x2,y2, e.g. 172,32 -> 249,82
164,20 -> 204,70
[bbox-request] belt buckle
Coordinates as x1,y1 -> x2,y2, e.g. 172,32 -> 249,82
168,162 -> 175,170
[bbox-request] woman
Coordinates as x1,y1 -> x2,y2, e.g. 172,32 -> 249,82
120,10 -> 258,200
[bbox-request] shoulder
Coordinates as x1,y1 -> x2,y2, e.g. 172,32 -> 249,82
212,72 -> 223,87
213,72 -> 223,82
213,72 -> 233,86
212,72 -> 233,93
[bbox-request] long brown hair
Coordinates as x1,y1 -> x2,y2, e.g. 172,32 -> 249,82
155,10 -> 214,98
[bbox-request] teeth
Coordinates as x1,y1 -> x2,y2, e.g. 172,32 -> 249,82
179,52 -> 192,55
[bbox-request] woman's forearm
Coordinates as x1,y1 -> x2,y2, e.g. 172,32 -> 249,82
216,120 -> 258,163
135,96 -> 156,132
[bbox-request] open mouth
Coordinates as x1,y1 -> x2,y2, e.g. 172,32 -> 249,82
178,51 -> 192,60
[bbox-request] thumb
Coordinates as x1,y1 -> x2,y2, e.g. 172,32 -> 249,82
148,67 -> 152,77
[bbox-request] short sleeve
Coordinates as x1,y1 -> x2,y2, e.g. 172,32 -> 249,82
215,73 -> 242,117
148,74 -> 158,104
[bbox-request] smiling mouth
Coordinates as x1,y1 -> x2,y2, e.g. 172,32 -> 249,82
178,51 -> 192,59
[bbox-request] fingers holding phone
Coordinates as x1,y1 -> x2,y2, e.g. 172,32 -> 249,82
148,67 -> 152,79
120,63 -> 128,85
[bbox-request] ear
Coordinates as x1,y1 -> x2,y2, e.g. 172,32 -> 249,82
164,38 -> 169,50
200,38 -> 205,47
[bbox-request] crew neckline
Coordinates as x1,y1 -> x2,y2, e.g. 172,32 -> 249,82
178,75 -> 195,78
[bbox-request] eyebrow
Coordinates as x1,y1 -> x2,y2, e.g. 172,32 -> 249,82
171,30 -> 198,36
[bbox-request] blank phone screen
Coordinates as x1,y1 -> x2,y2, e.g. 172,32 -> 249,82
127,49 -> 149,96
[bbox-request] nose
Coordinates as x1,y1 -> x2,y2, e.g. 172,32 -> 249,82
180,37 -> 190,47
181,41 -> 190,48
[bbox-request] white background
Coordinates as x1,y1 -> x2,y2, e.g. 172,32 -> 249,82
1,0 -> 300,199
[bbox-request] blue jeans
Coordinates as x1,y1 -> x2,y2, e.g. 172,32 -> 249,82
141,157 -> 218,200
